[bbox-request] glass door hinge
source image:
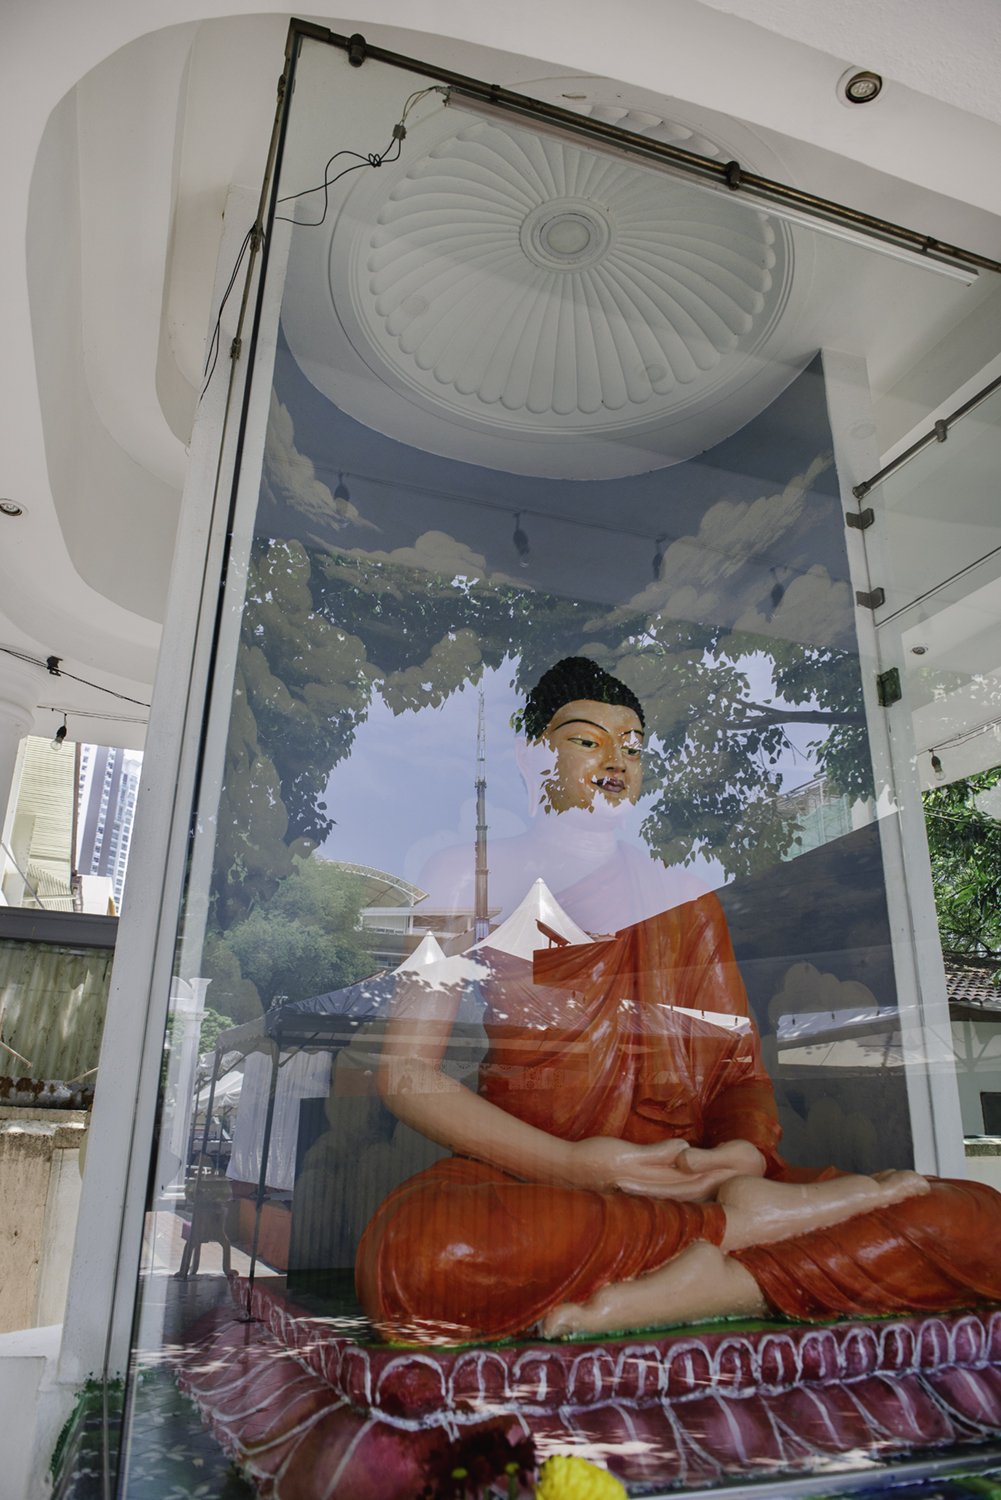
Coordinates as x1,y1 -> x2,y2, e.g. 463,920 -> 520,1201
845,507 -> 874,530
876,667 -> 902,707
855,586 -> 885,610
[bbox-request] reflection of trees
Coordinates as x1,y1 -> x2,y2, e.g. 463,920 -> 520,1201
210,535 -> 870,930
205,857 -> 372,1020
924,767 -> 1001,960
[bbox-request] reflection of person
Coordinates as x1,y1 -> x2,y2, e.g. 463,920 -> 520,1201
357,657 -> 1001,1344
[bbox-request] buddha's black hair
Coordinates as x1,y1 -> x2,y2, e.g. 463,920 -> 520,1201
518,657 -> 645,741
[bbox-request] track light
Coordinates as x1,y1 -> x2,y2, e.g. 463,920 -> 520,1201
333,472 -> 351,514
51,717 -> 68,751
930,750 -> 943,778
512,512 -> 531,568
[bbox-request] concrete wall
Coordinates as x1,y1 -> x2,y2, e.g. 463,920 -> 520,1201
0,1109 -> 86,1334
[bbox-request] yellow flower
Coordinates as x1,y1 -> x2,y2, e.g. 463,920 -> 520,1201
534,1454 -> 627,1499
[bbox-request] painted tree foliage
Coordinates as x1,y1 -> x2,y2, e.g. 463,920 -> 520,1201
208,533 -> 869,948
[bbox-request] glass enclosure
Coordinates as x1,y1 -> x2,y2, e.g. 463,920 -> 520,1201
105,29 -> 1001,1500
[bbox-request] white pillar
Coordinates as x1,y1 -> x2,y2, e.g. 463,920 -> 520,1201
0,657 -> 45,893
161,975 -> 210,1192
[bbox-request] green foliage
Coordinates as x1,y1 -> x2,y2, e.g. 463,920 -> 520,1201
197,1006 -> 237,1056
923,767 -> 1001,959
162,1007 -> 235,1089
200,931 -> 262,1025
212,857 -> 372,1012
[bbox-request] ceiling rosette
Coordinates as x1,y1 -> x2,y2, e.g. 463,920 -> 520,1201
282,85 -> 815,477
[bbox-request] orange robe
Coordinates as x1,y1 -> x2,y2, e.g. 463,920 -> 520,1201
356,894 -> 1001,1343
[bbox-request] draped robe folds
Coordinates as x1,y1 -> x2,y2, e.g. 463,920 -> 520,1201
356,893 -> 1001,1344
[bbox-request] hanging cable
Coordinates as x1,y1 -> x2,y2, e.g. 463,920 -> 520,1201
0,647 -> 151,709
273,85 -> 443,228
200,226 -> 258,401
199,87 -> 444,401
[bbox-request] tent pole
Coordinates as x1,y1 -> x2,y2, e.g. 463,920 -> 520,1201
199,1043 -> 222,1166
244,1037 -> 280,1318
176,1039 -> 225,1280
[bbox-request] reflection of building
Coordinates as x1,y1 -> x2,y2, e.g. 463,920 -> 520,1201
776,775 -> 857,857
0,736 -> 75,910
947,960 -> 1001,1141
76,745 -> 142,912
326,858 -> 499,968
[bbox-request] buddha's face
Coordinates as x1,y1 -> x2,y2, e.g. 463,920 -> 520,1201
539,698 -> 644,814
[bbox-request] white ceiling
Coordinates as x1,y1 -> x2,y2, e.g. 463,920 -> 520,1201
3,1 -> 1001,749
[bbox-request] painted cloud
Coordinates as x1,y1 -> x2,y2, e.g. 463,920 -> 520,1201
262,396 -> 377,531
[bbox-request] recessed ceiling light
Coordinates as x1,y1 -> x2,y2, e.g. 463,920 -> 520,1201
0,499 -> 24,517
911,644 -> 928,655
838,68 -> 883,106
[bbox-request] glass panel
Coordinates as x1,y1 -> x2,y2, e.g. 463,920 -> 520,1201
110,31 -> 1001,1500
869,378 -> 1001,1233
875,384 -> 1001,622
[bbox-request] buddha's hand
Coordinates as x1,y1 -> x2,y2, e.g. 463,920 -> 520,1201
674,1140 -> 767,1180
564,1136 -> 755,1201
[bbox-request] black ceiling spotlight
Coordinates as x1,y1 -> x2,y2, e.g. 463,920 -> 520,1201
512,512 -> 531,569
51,715 -> 68,752
838,68 -> 883,106
930,750 -> 944,778
0,498 -> 24,517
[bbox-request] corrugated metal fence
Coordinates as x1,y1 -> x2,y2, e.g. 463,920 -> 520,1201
0,919 -> 116,1099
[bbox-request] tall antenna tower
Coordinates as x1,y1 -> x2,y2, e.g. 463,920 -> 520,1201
474,688 -> 490,942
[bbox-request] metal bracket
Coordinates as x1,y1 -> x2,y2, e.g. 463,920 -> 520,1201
855,586 -> 886,610
876,667 -> 902,707
845,507 -> 874,530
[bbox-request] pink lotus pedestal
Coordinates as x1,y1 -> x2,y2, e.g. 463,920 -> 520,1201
172,1276 -> 1001,1497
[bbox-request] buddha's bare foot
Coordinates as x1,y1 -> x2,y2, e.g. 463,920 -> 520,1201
719,1169 -> 929,1252
540,1241 -> 766,1339
540,1299 -> 591,1338
873,1169 -> 931,1201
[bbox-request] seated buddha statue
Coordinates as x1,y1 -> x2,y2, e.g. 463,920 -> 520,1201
356,657 -> 1001,1344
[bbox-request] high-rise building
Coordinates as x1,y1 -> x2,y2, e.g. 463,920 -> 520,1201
76,745 -> 142,912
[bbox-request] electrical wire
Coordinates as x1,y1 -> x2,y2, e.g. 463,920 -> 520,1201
274,85 -> 443,227
0,646 -> 151,709
273,131 -> 403,227
199,86 -> 444,399
200,225 -> 257,401
38,706 -> 148,727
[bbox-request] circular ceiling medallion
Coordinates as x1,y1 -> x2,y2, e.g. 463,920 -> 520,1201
281,82 -> 815,477
519,198 -> 613,270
